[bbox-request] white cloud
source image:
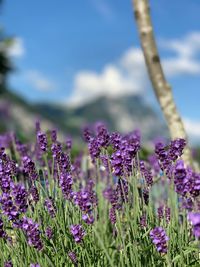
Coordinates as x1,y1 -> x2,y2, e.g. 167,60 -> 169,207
26,71 -> 55,91
160,32 -> 200,76
68,48 -> 147,106
183,118 -> 200,139
163,57 -> 200,77
68,32 -> 200,106
160,32 -> 200,58
7,38 -> 25,58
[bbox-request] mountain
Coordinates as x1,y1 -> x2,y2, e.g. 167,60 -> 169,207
35,94 -> 168,141
0,90 -> 168,142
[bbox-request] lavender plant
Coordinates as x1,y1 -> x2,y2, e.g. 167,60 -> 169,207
0,122 -> 199,266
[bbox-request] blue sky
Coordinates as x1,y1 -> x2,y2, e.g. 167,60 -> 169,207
1,0 -> 200,139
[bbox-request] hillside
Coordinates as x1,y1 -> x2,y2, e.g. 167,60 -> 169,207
0,90 -> 168,141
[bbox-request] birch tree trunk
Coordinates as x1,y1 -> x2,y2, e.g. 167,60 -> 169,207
132,0 -> 193,166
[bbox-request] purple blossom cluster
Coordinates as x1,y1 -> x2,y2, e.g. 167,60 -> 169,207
188,213 -> 200,239
22,217 -> 43,250
155,138 -> 186,179
140,161 -> 153,187
23,156 -> 38,181
37,131 -> 47,152
70,224 -> 85,243
73,180 -> 97,224
0,216 -> 6,238
111,131 -> 140,176
150,227 -> 169,254
44,198 -> 56,218
174,160 -> 200,198
68,251 -> 78,265
0,122 -> 199,265
59,173 -> 73,199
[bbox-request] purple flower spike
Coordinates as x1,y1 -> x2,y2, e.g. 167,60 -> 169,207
140,213 -> 147,228
30,264 -> 40,267
68,251 -> 78,265
23,156 -> 38,181
188,213 -> 200,239
45,226 -> 53,239
96,122 -> 110,148
44,198 -> 56,218
109,207 -> 117,225
59,173 -> 73,199
22,217 -> 43,251
82,214 -> 94,225
37,131 -> 47,152
140,161 -> 153,187
169,138 -> 186,161
0,216 -> 6,238
150,227 -> 169,254
11,184 -> 28,213
29,186 -> 39,203
174,160 -> 189,196
165,206 -> 171,224
4,261 -> 13,267
157,205 -> 164,220
70,224 -> 85,243
50,129 -> 57,143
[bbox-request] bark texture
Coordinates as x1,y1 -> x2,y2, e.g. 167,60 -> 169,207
132,0 -> 193,166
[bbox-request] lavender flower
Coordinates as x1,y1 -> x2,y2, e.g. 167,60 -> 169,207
44,198 -> 56,218
30,264 -> 40,267
103,186 -> 119,208
0,216 -> 6,238
51,142 -> 62,160
188,213 -> 200,239
140,213 -> 147,228
4,261 -> 13,267
182,198 -> 193,211
110,132 -> 121,150
37,131 -> 47,152
88,137 -> 101,162
143,188 -> 149,205
111,151 -> 123,177
190,172 -> 200,197
70,224 -> 85,243
74,181 -> 97,213
148,154 -> 160,175
23,156 -> 38,181
150,227 -> 169,254
82,214 -> 94,225
174,160 -> 189,196
11,184 -> 28,213
155,142 -> 171,172
45,226 -> 53,239
50,129 -> 57,143
59,173 -> 73,199
168,138 -> 186,161
165,206 -> 171,224
157,205 -> 164,220
95,123 -> 110,148
66,137 -> 72,150
22,217 -> 43,251
58,152 -> 71,173
82,126 -> 92,143
109,207 -> 116,225
29,186 -> 39,203
140,161 -> 153,187
0,193 -> 19,221
68,251 -> 78,265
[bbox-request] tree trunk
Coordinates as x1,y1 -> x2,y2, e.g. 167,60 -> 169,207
132,0 -> 193,166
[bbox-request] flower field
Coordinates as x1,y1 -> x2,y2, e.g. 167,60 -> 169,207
0,122 -> 199,267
